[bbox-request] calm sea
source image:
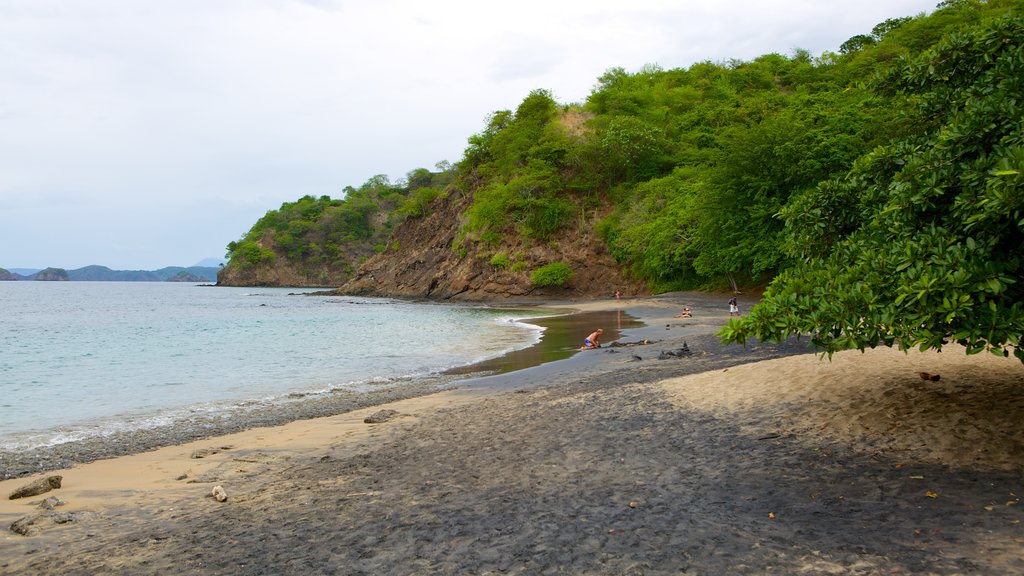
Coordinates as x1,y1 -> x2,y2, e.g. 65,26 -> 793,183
0,282 -> 544,451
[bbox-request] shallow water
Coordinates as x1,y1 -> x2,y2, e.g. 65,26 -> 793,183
450,309 -> 644,374
0,282 -> 549,450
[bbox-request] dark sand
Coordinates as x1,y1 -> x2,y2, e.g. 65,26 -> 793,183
2,293 -> 1021,575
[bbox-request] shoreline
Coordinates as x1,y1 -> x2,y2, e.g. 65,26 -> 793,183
5,292 -> 1020,574
0,301 -> 657,481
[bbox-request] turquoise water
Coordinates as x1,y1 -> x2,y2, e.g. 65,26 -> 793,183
0,282 -> 544,450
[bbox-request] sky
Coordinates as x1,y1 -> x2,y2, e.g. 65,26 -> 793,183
1,0 -> 940,271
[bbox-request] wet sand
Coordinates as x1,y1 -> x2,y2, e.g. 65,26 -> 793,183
2,293 -> 1022,575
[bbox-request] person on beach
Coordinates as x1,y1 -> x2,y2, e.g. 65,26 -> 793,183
614,289 -> 622,301
675,307 -> 692,318
582,329 -> 604,349
729,296 -> 739,316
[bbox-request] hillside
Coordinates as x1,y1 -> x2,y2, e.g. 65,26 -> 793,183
69,265 -> 220,282
339,189 -> 644,300
0,265 -> 220,281
222,1 -> 1022,299
217,175 -> 446,287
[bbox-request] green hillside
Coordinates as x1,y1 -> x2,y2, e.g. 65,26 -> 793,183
223,0 -> 1023,339
218,169 -> 451,286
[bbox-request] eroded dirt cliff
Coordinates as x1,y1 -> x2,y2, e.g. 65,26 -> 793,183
336,192 -> 647,301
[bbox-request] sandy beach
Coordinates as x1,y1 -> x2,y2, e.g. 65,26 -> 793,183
2,293 -> 1022,575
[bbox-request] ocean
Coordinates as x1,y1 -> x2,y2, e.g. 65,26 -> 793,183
0,282 -> 547,452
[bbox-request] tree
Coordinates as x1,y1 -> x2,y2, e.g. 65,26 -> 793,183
839,34 -> 876,54
721,13 -> 1024,363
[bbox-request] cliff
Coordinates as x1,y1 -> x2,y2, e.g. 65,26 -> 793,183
217,190 -> 408,288
216,237 -> 347,288
336,192 -> 646,301
0,268 -> 16,281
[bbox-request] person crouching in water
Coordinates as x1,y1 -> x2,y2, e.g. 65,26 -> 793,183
582,329 -> 603,349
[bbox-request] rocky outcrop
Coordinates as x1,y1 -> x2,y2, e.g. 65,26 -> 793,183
217,259 -> 343,288
0,268 -> 16,281
10,510 -> 92,536
217,230 -> 352,288
337,192 -> 646,301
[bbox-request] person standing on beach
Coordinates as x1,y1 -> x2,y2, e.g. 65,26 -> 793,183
729,296 -> 739,317
614,289 -> 621,302
583,329 -> 603,349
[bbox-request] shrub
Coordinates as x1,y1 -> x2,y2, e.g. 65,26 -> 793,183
490,253 -> 510,269
531,262 -> 573,287
481,230 -> 502,246
232,241 -> 276,269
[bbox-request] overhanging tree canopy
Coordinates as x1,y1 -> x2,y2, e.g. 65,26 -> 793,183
720,11 -> 1024,362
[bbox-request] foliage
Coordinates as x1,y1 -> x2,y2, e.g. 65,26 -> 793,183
224,165 -> 453,281
531,262 -> 573,287
490,252 -> 510,269
225,240 -> 277,269
721,10 -> 1024,362
226,0 -> 1024,301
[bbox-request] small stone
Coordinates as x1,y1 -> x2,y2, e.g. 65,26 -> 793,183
211,486 -> 228,502
38,496 -> 65,510
50,512 -> 74,524
364,409 -> 400,424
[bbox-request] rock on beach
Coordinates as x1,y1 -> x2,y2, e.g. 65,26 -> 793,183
8,475 -> 62,500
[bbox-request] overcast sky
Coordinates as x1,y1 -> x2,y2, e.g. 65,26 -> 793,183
1,0 -> 939,271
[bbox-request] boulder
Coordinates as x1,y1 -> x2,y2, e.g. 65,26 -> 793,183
10,515 -> 40,536
364,409 -> 400,424
37,496 -> 65,510
8,475 -> 62,500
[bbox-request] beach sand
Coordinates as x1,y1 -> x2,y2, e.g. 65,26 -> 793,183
1,293 -> 1022,575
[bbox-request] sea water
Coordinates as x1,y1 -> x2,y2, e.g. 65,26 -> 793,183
0,282 -> 544,451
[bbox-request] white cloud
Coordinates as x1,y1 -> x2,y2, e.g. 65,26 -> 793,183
0,0 -> 939,269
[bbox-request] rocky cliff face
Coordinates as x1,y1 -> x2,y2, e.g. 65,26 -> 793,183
217,231 -> 355,288
0,268 -> 16,281
337,192 -> 647,301
217,260 -> 344,288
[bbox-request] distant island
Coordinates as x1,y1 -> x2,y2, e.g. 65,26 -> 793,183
1,264 -> 222,282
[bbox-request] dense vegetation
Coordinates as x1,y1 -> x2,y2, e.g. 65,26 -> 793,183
723,2 -> 1024,362
226,0 -> 1022,359
452,1 -> 1022,294
222,168 -> 451,284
